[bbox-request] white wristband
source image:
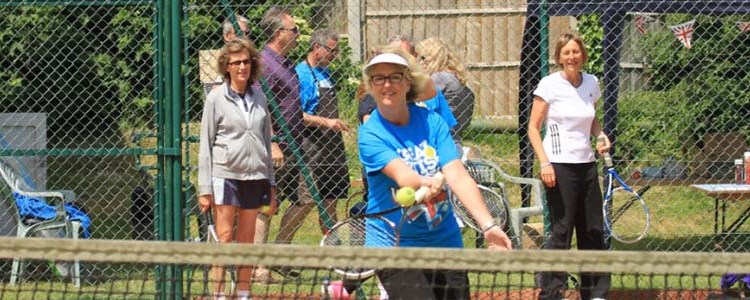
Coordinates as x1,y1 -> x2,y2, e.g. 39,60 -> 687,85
540,162 -> 552,168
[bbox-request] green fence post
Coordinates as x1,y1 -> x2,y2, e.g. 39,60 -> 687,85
260,80 -> 333,231
169,1 -> 185,298
154,0 -> 167,298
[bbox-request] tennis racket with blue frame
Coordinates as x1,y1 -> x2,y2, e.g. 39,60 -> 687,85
602,153 -> 651,244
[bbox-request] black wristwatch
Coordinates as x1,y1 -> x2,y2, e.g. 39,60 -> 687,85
481,222 -> 500,233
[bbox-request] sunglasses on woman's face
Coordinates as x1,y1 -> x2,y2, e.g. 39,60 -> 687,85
228,59 -> 251,67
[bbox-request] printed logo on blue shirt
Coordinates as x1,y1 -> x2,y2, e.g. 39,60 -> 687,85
394,140 -> 449,231
396,140 -> 439,176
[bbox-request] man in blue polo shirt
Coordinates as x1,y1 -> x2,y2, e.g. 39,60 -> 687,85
281,28 -> 350,245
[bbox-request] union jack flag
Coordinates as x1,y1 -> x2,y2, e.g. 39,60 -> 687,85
670,19 -> 696,49
738,21 -> 750,33
634,14 -> 654,35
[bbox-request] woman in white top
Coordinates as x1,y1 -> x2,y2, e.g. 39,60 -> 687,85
528,33 -> 611,300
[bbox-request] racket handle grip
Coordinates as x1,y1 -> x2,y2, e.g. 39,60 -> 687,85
415,172 -> 445,203
602,152 -> 613,168
597,135 -> 613,167
205,209 -> 214,225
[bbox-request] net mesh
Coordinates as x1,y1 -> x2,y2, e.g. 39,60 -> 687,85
0,0 -> 750,292
1,237 -> 749,299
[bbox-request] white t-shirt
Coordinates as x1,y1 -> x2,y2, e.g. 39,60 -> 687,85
533,72 -> 601,163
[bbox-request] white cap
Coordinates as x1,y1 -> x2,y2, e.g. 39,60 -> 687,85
364,53 -> 409,72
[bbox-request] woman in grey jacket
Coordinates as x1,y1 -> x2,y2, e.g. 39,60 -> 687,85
198,38 -> 277,300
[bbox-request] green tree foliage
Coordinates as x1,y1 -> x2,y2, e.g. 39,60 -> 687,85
182,1 -> 360,123
577,14 -> 604,77
0,2 -> 360,138
0,6 -> 154,137
574,13 -> 750,162
617,14 -> 750,161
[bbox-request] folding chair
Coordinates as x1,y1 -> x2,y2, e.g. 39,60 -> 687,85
0,156 -> 82,287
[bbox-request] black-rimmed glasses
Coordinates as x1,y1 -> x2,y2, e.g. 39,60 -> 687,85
370,73 -> 405,86
322,44 -> 339,54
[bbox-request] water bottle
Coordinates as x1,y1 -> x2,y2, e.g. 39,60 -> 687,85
736,159 -> 744,184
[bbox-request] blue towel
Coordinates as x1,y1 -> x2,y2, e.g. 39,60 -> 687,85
14,192 -> 92,238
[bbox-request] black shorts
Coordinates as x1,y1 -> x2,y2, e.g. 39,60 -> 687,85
211,177 -> 271,209
275,148 -> 315,204
377,269 -> 469,300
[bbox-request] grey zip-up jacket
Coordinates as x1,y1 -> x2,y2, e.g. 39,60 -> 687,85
198,82 -> 275,196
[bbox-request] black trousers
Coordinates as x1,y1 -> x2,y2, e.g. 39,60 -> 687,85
377,269 -> 470,300
538,162 -> 610,300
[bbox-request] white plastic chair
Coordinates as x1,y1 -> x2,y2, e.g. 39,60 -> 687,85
0,156 -> 81,287
463,159 -> 545,248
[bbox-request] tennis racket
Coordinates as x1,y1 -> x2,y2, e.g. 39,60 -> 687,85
204,209 -> 236,291
319,209 -> 401,280
601,153 -> 651,244
453,160 -> 511,248
320,173 -> 445,280
450,184 -> 510,234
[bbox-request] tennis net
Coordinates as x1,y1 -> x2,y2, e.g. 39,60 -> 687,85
1,237 -> 749,299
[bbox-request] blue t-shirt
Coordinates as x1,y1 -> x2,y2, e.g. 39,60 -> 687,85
294,62 -> 333,115
417,89 -> 458,129
358,103 -> 462,248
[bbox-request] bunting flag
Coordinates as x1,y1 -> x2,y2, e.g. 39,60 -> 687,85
634,14 -> 654,35
669,19 -> 696,49
738,21 -> 750,33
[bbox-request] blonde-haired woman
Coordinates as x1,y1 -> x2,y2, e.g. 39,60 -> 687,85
416,38 -> 475,138
358,45 -> 511,299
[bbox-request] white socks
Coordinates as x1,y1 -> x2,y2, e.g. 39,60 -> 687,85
213,291 -> 251,300
236,290 -> 250,300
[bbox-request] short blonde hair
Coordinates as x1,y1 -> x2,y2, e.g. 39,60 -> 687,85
416,38 -> 467,85
553,33 -> 588,66
362,44 -> 430,102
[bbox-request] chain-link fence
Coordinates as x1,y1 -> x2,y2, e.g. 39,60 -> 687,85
1,0 -> 750,290
516,0 -> 750,253
0,0 -> 161,284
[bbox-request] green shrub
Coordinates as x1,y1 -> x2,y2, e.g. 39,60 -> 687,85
617,87 -> 698,163
616,14 -> 750,163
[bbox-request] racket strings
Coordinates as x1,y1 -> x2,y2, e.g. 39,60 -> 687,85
321,216 -> 400,280
451,185 -> 510,233
322,218 -> 367,247
606,187 -> 650,243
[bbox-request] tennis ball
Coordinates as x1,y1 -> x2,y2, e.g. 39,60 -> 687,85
395,187 -> 416,207
260,205 -> 272,214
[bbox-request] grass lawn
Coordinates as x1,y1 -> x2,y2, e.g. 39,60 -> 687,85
2,125 -> 745,298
